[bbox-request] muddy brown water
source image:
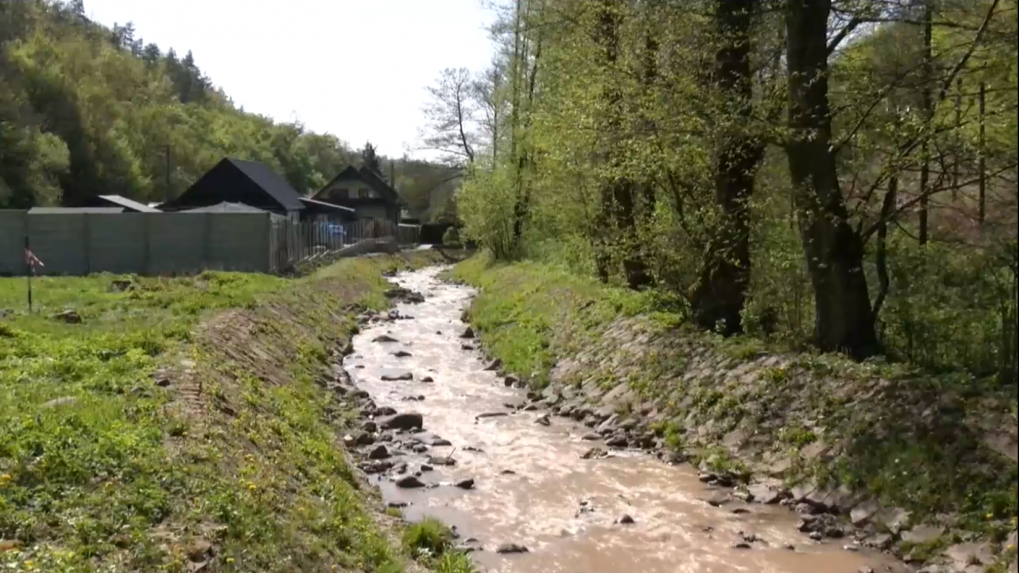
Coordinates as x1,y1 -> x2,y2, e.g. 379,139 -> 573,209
346,267 -> 907,573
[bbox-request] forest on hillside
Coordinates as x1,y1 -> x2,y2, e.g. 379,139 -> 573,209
0,0 -> 458,221
423,0 -> 1018,382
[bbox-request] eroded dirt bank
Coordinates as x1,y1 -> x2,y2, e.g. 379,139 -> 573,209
344,266 -> 913,573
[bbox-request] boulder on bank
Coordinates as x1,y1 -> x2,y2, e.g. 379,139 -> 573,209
379,413 -> 424,431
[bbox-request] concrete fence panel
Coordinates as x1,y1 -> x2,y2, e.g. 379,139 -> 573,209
147,213 -> 207,275
88,213 -> 147,275
207,213 -> 270,272
27,214 -> 87,276
0,211 -> 27,276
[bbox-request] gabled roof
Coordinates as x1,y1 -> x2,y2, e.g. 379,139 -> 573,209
226,158 -> 305,212
98,195 -> 162,213
182,202 -> 269,214
315,165 -> 407,206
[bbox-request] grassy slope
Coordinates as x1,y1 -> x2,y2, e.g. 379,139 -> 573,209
0,252 -> 471,573
453,254 -> 1018,570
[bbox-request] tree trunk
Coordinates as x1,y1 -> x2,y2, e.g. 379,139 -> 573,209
691,0 -> 761,335
785,0 -> 879,359
595,0 -> 651,289
918,0 -> 933,245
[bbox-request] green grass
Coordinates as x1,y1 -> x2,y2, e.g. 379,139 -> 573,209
1,252 -> 445,573
452,253 -> 669,387
402,520 -> 475,573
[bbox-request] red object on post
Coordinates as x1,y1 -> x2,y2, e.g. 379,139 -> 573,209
26,248 -> 45,269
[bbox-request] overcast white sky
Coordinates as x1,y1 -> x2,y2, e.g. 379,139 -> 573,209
82,0 -> 498,159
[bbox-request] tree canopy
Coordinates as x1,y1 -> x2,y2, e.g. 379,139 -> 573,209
441,0 -> 1017,380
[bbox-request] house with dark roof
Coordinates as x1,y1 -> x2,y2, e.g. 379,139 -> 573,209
311,166 -> 407,225
162,158 -> 355,221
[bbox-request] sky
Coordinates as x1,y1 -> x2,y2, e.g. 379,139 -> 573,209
81,0 -> 499,159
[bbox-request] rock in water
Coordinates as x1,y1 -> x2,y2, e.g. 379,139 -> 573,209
484,359 -> 503,371
535,415 -> 551,427
496,543 -> 529,555
460,327 -> 476,339
476,412 -> 509,421
455,478 -> 476,490
428,456 -> 457,467
617,515 -> 636,525
374,335 -> 400,343
396,476 -> 426,489
368,445 -> 391,460
380,413 -> 424,431
732,542 -> 753,550
393,351 -> 413,358
381,371 -> 414,382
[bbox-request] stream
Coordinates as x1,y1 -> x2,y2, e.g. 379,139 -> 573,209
345,266 -> 907,573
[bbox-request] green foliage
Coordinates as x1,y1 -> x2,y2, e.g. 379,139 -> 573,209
442,226 -> 461,247
402,519 -> 476,572
402,519 -> 454,557
449,0 -> 1016,381
663,422 -> 685,452
453,252 -> 665,387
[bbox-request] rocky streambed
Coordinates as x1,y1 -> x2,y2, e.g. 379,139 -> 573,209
341,266 -> 911,573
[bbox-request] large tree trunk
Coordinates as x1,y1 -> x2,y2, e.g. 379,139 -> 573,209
785,0 -> 879,358
595,0 -> 651,289
691,0 -> 762,335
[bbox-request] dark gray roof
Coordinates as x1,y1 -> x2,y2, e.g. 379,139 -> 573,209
98,195 -> 162,213
182,202 -> 269,214
29,207 -> 125,215
227,158 -> 305,212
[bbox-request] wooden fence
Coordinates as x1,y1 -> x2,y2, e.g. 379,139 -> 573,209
269,219 -> 421,273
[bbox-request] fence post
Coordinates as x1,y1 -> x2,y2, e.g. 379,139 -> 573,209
83,213 -> 91,275
203,213 -> 213,271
